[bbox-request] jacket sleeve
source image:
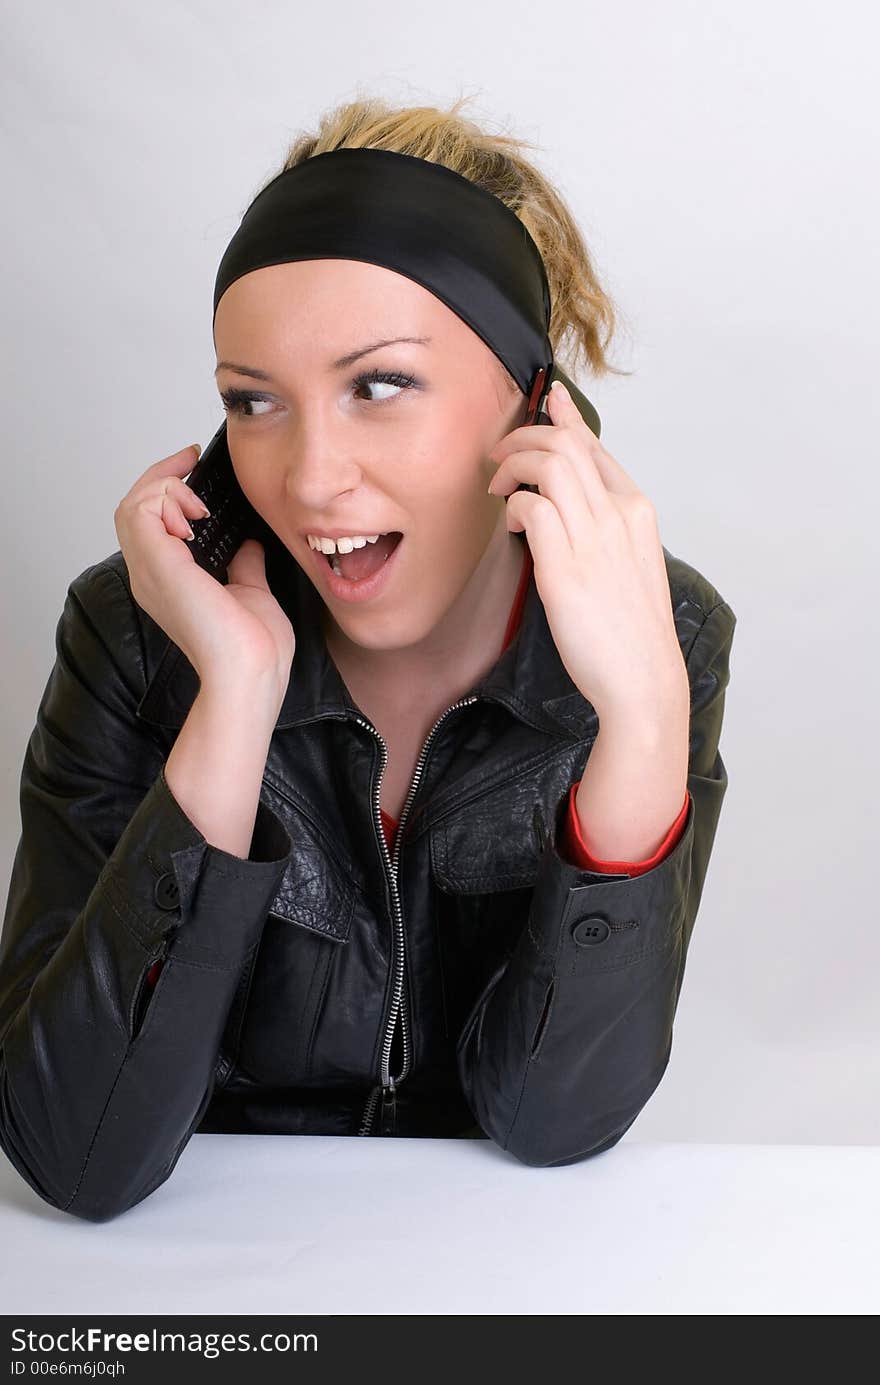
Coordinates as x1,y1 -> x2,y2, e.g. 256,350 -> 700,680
456,597 -> 737,1167
0,561 -> 292,1221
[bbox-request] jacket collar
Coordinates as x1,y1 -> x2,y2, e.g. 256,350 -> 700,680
135,531 -> 599,742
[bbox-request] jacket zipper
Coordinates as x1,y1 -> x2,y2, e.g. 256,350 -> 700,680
130,934 -> 172,1039
354,694 -> 479,1136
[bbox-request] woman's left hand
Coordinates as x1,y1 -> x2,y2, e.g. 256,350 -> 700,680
487,378 -> 689,724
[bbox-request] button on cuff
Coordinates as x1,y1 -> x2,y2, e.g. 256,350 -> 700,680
571,915 -> 611,946
153,872 -> 180,910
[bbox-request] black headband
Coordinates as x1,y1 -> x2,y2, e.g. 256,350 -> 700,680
213,146 -> 600,436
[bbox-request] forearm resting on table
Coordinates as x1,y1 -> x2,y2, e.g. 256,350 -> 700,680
164,670 -> 283,860
574,697 -> 690,863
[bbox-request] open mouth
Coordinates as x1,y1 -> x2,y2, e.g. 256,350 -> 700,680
318,532 -> 404,582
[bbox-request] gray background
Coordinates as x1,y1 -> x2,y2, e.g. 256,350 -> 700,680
3,0 -> 877,1144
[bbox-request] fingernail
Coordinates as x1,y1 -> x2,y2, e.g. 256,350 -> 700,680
192,443 -> 202,458
185,527 -> 195,541
551,379 -> 568,399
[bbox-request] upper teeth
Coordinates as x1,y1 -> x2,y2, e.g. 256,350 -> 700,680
308,533 -> 386,554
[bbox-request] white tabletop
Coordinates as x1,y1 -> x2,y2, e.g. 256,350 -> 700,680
2,1135 -> 878,1315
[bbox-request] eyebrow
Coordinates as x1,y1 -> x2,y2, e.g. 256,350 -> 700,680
214,336 -> 432,380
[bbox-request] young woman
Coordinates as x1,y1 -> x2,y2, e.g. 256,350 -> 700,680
0,97 -> 736,1221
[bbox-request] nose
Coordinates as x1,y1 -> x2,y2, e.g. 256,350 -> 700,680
283,413 -> 365,510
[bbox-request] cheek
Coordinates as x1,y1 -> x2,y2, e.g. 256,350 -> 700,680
410,419 -> 490,502
237,476 -> 277,522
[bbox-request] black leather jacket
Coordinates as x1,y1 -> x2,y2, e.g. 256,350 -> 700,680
0,530 -> 735,1222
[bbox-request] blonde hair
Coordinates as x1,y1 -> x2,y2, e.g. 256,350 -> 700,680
252,92 -> 631,390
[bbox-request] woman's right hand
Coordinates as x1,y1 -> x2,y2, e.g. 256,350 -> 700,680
114,443 -> 295,694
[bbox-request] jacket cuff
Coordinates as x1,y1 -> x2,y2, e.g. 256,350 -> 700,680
101,767 -> 292,971
558,783 -> 691,876
523,780 -> 697,968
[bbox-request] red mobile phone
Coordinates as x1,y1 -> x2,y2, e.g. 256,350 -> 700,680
513,364 -> 603,497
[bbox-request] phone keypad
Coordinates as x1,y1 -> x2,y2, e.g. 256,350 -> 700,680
188,466 -> 247,579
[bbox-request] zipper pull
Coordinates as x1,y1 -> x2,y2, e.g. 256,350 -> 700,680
379,1080 -> 398,1136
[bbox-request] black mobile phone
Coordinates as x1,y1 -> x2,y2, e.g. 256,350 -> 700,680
184,420 -> 277,580
513,365 -> 602,497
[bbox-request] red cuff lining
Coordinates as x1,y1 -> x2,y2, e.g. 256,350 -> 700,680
559,784 -> 691,875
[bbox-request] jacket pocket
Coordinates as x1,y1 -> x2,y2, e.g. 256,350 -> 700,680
430,787 -> 543,894
232,799 -> 358,1086
427,780 -> 547,1045
432,885 -> 535,1045
428,745 -> 587,894
426,749 -> 592,1045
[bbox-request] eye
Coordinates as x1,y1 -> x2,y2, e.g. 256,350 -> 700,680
219,388 -> 275,419
351,368 -> 418,403
219,368 -> 419,421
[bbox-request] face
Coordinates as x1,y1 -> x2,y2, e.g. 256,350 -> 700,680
213,258 -> 527,657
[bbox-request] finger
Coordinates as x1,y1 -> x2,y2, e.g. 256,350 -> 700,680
148,443 -> 203,478
159,491 -> 197,543
546,383 -> 639,495
489,448 -> 597,545
545,379 -> 601,443
498,380 -> 635,498
496,396 -> 635,506
491,382 -> 601,457
502,442 -> 620,522
162,475 -> 211,520
489,397 -> 617,516
504,489 -> 571,566
119,444 -> 205,515
226,537 -> 267,587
